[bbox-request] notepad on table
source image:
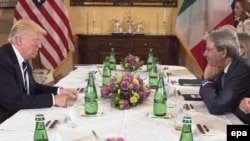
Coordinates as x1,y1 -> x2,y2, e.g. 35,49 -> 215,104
182,94 -> 202,101
178,79 -> 202,86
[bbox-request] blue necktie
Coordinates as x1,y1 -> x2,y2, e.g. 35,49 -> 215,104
22,61 -> 29,94
221,72 -> 226,89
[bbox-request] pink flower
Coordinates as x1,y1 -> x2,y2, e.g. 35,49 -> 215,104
100,72 -> 151,110
120,54 -> 144,71
133,83 -> 140,90
108,81 -> 116,91
121,81 -> 130,91
100,87 -> 110,97
106,137 -> 125,141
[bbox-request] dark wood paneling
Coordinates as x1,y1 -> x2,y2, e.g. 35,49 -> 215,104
77,34 -> 180,65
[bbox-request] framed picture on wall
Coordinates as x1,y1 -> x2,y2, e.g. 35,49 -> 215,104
0,0 -> 17,8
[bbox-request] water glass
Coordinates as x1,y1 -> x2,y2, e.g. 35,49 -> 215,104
65,101 -> 78,128
174,101 -> 186,130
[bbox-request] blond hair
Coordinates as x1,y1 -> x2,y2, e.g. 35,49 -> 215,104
237,32 -> 250,58
8,19 -> 47,43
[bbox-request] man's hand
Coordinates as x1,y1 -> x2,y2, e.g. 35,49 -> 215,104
54,88 -> 78,107
204,65 -> 223,81
239,97 -> 250,114
60,88 -> 78,101
54,94 -> 68,107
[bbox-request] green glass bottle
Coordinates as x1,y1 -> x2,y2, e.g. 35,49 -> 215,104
102,57 -> 111,86
153,72 -> 167,116
109,48 -> 116,70
179,117 -> 193,141
34,114 -> 48,141
149,58 -> 158,88
147,48 -> 154,71
85,71 -> 98,115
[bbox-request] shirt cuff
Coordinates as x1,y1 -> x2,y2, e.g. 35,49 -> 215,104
202,79 -> 213,87
57,87 -> 62,94
52,93 -> 55,106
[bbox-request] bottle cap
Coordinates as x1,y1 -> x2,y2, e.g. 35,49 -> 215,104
35,114 -> 45,121
182,117 -> 192,125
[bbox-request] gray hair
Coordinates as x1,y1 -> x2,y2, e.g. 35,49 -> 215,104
8,19 -> 47,43
204,28 -> 240,58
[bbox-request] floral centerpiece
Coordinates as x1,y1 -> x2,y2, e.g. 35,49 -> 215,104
100,73 -> 151,109
120,53 -> 144,72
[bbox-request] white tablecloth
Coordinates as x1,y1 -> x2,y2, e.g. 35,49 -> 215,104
0,65 -> 243,141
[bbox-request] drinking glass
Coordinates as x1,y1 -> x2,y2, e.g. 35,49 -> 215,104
65,101 -> 78,128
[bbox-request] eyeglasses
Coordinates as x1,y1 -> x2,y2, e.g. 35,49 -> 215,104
205,47 -> 216,52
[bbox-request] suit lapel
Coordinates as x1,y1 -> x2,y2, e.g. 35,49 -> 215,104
13,64 -> 26,94
6,44 -> 27,94
223,57 -> 241,87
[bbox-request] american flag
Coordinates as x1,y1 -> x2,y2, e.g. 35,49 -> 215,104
14,0 -> 74,69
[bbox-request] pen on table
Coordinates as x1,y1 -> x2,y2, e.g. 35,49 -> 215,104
77,87 -> 84,93
184,103 -> 190,110
171,80 -> 174,85
92,130 -> 100,141
49,120 -> 59,129
203,125 -> 209,132
197,124 -> 205,134
177,90 -> 181,96
45,120 -> 51,127
189,104 -> 194,109
80,87 -> 84,93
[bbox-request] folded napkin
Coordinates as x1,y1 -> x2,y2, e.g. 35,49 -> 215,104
146,112 -> 171,119
78,111 -> 104,117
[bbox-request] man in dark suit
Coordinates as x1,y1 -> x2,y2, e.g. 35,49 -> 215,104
0,19 -> 78,123
200,27 -> 250,124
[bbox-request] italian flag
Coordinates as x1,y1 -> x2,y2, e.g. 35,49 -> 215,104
175,0 -> 235,72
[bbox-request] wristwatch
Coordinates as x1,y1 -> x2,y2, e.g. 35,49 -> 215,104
202,79 -> 213,86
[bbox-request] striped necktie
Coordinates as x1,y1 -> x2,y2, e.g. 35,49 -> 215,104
22,61 -> 29,94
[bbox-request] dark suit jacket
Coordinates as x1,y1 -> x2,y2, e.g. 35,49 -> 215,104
200,57 -> 250,124
0,43 -> 58,123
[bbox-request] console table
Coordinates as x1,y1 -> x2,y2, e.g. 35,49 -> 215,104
77,34 -> 180,65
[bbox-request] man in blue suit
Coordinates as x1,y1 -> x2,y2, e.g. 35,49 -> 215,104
0,19 -> 78,123
200,27 -> 250,124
